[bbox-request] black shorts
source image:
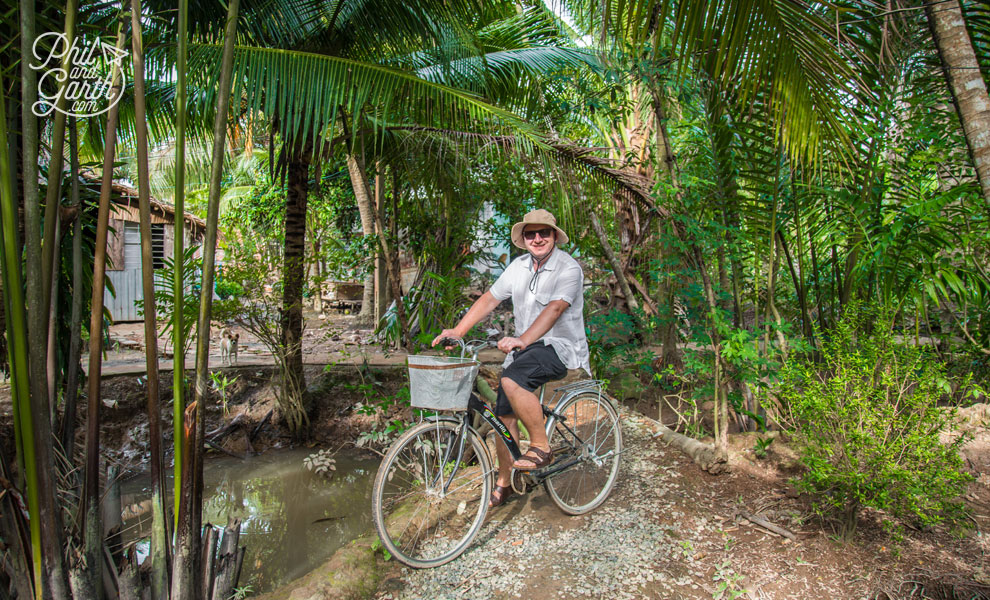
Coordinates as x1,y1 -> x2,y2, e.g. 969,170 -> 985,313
494,343 -> 567,417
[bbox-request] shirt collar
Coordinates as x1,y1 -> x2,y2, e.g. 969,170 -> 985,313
526,247 -> 559,272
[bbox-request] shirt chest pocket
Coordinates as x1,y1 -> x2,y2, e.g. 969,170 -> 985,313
533,290 -> 553,307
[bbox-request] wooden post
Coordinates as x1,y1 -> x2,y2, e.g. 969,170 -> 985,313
211,518 -> 243,600
200,525 -> 218,600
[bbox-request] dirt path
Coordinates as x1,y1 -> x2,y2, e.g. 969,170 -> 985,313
375,406 -> 990,600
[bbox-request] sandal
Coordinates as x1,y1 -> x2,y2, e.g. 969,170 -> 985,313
512,446 -> 553,471
489,484 -> 514,508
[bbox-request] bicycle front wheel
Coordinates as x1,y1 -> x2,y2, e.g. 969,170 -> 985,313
544,392 -> 622,515
372,419 -> 492,568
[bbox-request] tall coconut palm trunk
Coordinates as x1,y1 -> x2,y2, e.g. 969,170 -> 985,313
280,139 -> 312,435
345,140 -> 376,321
926,0 -> 990,206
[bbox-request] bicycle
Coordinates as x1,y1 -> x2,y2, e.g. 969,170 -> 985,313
371,338 -> 623,568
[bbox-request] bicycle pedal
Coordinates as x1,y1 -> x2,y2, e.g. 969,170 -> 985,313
510,470 -> 535,495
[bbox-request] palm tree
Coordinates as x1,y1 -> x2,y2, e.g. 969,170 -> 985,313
16,0 -> 71,594
182,0 -> 241,594
81,15 -> 128,599
926,0 -> 990,206
172,0 -> 594,431
129,0 -> 170,593
0,71 -> 41,600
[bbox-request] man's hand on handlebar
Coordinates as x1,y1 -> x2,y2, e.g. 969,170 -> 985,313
497,336 -> 526,354
431,329 -> 461,348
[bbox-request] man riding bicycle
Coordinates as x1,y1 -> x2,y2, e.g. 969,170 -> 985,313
433,209 -> 591,509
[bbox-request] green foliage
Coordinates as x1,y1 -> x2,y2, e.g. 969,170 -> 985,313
339,360 -> 417,449
213,242 -> 310,433
753,436 -> 774,460
136,246 -> 202,359
712,560 -> 747,600
209,371 -> 239,415
587,308 -> 654,380
780,305 -> 973,537
231,583 -> 255,600
370,539 -> 392,562
669,308 -> 798,434
214,275 -> 244,301
378,270 -> 473,351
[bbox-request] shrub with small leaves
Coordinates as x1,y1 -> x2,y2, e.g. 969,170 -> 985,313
780,304 -> 973,538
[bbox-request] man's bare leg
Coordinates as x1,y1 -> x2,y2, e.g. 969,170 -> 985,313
501,377 -> 550,466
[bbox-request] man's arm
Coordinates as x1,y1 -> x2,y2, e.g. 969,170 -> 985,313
497,299 -> 569,353
432,291 -> 501,346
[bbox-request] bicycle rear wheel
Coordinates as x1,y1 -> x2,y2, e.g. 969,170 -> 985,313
372,419 -> 491,568
544,392 -> 622,515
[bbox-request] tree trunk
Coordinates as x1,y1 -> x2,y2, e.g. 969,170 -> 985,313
46,215 -> 60,421
778,231 -> 812,341
650,90 -> 682,369
589,211 -> 642,322
281,140 -> 311,434
0,96 -> 34,600
82,20 -> 126,598
173,0 -> 190,526
694,246 -> 729,459
60,118 -> 83,455
927,0 -> 990,205
188,0 -> 239,594
21,0 -> 69,592
130,4 -> 170,593
39,0 -> 78,333
171,403 -> 198,599
809,232 -> 827,331
200,526 -> 218,600
377,167 -> 408,349
210,519 -> 244,600
653,421 -> 727,474
373,169 -> 387,321
346,152 -> 376,321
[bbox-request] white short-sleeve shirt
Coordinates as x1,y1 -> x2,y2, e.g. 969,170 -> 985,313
489,249 -> 591,375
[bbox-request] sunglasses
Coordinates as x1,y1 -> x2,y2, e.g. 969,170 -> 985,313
523,227 -> 554,241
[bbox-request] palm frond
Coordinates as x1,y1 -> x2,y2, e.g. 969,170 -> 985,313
189,44 -> 547,155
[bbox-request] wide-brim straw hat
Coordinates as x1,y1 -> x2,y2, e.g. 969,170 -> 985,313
510,209 -> 569,250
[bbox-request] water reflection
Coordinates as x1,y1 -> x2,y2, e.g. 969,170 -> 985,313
121,449 -> 378,594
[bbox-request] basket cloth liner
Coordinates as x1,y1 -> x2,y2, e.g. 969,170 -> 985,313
407,355 -> 480,411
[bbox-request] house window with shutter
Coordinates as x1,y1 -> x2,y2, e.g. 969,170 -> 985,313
152,223 -> 166,269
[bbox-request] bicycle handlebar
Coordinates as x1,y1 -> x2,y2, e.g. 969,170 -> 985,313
437,337 -> 496,359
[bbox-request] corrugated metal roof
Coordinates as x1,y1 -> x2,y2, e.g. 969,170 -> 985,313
81,170 -> 207,234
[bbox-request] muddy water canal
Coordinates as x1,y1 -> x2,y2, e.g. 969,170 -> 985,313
121,449 -> 378,594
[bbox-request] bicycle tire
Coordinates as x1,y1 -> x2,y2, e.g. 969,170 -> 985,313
372,419 -> 492,568
544,392 -> 622,515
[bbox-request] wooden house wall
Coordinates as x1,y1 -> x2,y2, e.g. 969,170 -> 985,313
105,207 -> 202,322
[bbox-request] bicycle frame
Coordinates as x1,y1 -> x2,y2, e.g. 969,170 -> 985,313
427,378 -> 612,490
